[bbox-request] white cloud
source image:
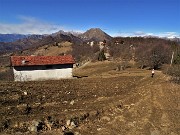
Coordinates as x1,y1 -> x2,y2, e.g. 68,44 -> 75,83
113,31 -> 180,38
0,17 -> 179,39
133,31 -> 154,37
156,32 -> 180,39
110,32 -> 132,37
0,16 -> 82,34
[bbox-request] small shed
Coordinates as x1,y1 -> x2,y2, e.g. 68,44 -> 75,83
11,55 -> 75,81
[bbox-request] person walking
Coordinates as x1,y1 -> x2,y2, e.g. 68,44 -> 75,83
151,69 -> 155,78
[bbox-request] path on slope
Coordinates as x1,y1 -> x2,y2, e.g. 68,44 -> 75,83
74,68 -> 180,135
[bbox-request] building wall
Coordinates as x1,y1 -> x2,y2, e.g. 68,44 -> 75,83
13,64 -> 73,81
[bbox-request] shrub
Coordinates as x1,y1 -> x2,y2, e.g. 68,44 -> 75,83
98,50 -> 106,61
166,65 -> 180,83
174,54 -> 180,64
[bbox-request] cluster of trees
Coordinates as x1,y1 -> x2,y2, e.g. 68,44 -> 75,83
109,37 -> 180,83
71,37 -> 180,71
167,43 -> 180,83
72,43 -> 100,63
109,37 -> 178,69
171,42 -> 180,64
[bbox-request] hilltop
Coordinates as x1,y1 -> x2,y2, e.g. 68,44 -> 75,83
79,28 -> 112,41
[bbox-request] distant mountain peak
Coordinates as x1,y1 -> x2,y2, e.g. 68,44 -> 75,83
88,28 -> 103,31
52,30 -> 82,37
80,28 -> 112,41
85,28 -> 106,33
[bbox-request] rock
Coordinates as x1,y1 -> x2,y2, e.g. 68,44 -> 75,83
101,116 -> 110,121
28,120 -> 39,132
69,121 -> 76,129
44,119 -> 52,130
63,101 -> 68,104
74,131 -> 81,135
67,91 -> 71,94
28,125 -> 37,132
97,128 -> 102,131
24,91 -> 27,95
11,121 -> 19,128
64,109 -> 68,112
66,120 -> 71,126
124,105 -> 131,109
70,100 -> 75,105
62,126 -> 66,131
17,103 -> 27,109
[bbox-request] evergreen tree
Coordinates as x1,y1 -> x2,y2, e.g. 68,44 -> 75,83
98,50 -> 106,61
174,54 -> 180,64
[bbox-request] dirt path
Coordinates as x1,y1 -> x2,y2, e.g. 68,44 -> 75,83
148,73 -> 180,135
74,71 -> 180,135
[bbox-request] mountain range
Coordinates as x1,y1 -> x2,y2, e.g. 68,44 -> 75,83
0,28 -> 112,53
0,34 -> 28,42
0,28 -> 179,54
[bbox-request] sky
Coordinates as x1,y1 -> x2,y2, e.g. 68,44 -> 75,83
0,0 -> 180,37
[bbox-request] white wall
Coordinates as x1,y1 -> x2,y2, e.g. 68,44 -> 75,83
13,65 -> 73,81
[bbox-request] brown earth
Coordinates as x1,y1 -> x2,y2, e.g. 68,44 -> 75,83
0,61 -> 179,135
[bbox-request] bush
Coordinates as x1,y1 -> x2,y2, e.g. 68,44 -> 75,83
98,50 -> 106,61
166,65 -> 180,83
174,54 -> 180,64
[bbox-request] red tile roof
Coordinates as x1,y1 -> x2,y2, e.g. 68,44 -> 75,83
11,55 -> 75,66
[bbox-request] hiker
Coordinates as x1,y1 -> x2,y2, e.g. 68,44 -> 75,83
151,69 -> 155,78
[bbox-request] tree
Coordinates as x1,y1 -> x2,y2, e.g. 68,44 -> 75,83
150,52 -> 162,69
149,45 -> 171,69
98,50 -> 106,61
174,54 -> 180,64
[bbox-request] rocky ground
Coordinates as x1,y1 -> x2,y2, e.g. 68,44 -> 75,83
0,61 -> 179,135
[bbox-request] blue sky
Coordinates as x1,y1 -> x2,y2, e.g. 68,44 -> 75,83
0,0 -> 180,37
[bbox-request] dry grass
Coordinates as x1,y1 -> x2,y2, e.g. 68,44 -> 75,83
34,41 -> 72,56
